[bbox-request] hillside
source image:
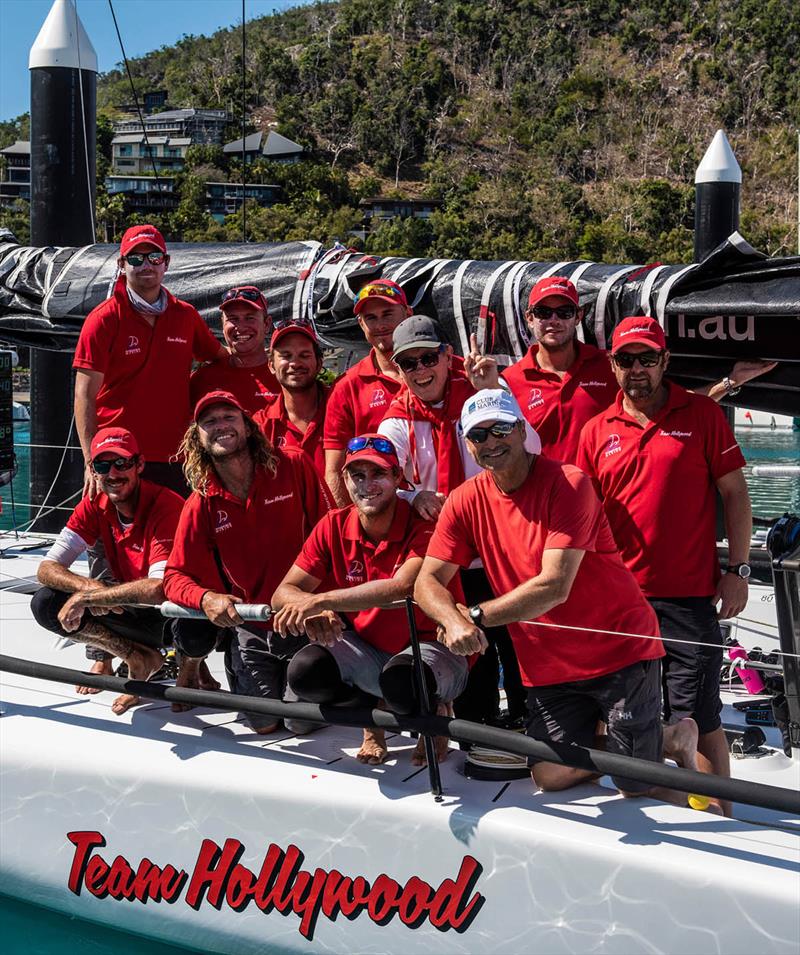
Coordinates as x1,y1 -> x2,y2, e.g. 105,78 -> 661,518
2,0 -> 798,262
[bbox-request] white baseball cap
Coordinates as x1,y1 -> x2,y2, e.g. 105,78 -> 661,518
460,389 -> 541,455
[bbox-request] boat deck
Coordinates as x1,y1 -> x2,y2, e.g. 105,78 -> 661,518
1,537 -> 799,954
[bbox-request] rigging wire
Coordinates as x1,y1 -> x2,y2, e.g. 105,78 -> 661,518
241,0 -> 247,243
107,0 -> 161,184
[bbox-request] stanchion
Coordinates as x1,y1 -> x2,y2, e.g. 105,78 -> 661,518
405,597 -> 444,801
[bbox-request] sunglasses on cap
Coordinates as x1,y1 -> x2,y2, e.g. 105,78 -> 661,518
529,305 -> 577,321
221,287 -> 265,307
272,316 -> 312,331
92,456 -> 137,475
125,251 -> 166,267
353,283 -> 403,306
612,350 -> 663,369
465,421 -> 518,444
395,345 -> 445,374
346,436 -> 396,456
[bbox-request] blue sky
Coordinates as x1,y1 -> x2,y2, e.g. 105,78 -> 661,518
0,0 -> 309,122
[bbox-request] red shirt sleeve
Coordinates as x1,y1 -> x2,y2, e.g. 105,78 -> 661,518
574,423 -> 603,494
544,467 -> 603,552
294,514 -> 334,580
163,494 -> 224,609
73,303 -> 117,374
323,377 -> 356,450
65,497 -> 100,548
703,398 -> 747,480
191,309 -> 223,364
406,516 -> 436,560
147,491 -> 185,566
426,491 -> 479,568
299,450 -> 334,522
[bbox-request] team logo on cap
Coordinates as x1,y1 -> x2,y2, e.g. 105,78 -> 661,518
604,433 -> 622,457
126,335 -> 141,356
527,387 -> 544,409
216,510 -> 232,533
345,559 -> 365,583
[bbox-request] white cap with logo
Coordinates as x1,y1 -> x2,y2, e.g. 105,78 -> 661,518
461,389 -> 542,455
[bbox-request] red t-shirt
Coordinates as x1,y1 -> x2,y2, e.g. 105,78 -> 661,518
66,479 -> 184,583
502,343 -> 617,465
163,448 -> 331,611
295,500 -> 438,654
427,458 -> 662,687
252,384 -> 329,480
73,279 -> 221,462
189,358 -> 279,416
576,384 -> 747,598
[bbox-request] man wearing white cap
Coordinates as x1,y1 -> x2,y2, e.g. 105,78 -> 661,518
415,389 -> 701,804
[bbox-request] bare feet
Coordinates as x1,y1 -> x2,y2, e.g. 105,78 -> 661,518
663,717 -> 700,773
357,728 -> 388,765
411,702 -> 453,766
111,646 -> 163,716
172,656 -> 202,713
198,659 -> 221,692
76,657 -> 113,695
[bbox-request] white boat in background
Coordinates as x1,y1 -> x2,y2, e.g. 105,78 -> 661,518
0,536 -> 798,954
12,401 -> 29,422
735,408 -> 797,430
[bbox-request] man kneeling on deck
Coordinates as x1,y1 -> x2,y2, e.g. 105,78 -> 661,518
33,427 -> 218,715
272,434 -> 468,765
163,390 -> 330,732
414,389 -> 700,803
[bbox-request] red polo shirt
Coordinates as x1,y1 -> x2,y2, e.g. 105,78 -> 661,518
190,358 -> 279,416
66,479 -> 184,583
295,500 -> 438,654
427,459 -> 662,687
73,279 -> 221,462
502,342 -> 617,464
576,384 -> 746,598
163,448 -> 331,611
252,384 -> 329,479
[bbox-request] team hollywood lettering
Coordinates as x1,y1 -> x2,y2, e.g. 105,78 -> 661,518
65,832 -> 485,941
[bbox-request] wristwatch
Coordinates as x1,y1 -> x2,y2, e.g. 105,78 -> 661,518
726,563 -> 751,579
722,376 -> 741,396
469,604 -> 485,628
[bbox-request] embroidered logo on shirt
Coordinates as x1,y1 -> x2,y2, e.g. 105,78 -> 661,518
275,436 -> 287,447
659,430 -> 693,438
527,387 -> 544,409
263,493 -> 293,505
369,387 -> 387,408
166,336 -> 188,344
215,509 -> 233,533
125,335 -> 141,356
345,559 -> 365,583
579,380 -> 609,388
604,433 -> 622,457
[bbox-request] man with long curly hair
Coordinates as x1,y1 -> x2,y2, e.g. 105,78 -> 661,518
164,390 -> 331,733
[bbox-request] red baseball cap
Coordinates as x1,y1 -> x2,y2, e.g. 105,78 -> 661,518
528,276 -> 579,309
353,279 -> 408,315
270,323 -> 319,351
90,427 -> 140,460
220,286 -> 268,314
344,434 -> 402,472
611,316 -> 667,354
193,390 -> 246,422
119,224 -> 167,258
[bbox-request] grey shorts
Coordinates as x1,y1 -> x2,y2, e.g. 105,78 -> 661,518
327,632 -> 469,703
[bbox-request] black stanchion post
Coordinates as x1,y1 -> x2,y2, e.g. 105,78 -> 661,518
404,597 -> 444,801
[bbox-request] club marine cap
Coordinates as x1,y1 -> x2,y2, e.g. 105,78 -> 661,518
120,224 -> 167,258
610,316 -> 667,354
460,389 -> 542,455
90,427 -> 140,460
527,276 -> 579,309
391,315 -> 446,360
193,390 -> 246,422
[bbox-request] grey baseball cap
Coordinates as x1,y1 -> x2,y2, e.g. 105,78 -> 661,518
391,315 -> 446,359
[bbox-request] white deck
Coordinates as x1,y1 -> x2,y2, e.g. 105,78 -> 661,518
1,538 -> 798,954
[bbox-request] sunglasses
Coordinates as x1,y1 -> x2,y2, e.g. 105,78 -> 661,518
272,317 -> 312,331
354,283 -> 403,306
92,456 -> 137,475
612,350 -> 663,369
395,346 -> 444,374
465,421 -> 518,444
222,287 -> 266,308
346,436 -> 396,457
529,305 -> 577,321
125,251 -> 165,267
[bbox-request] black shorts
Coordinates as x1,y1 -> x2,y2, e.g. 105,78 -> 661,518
526,659 -> 663,794
649,596 -> 723,735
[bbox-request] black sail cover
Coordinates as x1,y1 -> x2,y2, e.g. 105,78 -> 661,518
0,229 -> 798,415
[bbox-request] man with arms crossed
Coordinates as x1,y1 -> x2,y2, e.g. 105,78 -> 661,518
272,434 -> 468,765
415,389 -> 700,803
577,316 -> 752,814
